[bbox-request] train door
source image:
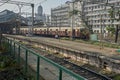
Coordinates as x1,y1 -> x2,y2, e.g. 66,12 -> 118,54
73,29 -> 75,38
65,29 -> 68,37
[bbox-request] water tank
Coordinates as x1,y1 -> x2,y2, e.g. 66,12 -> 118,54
38,5 -> 43,16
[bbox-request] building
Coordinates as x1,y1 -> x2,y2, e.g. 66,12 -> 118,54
0,9 -> 27,34
51,3 -> 70,27
33,5 -> 51,27
83,0 -> 120,35
44,14 -> 51,26
51,0 -> 83,27
51,0 -> 120,37
0,9 -> 17,23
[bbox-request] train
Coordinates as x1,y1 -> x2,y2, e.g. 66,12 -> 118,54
13,26 -> 90,39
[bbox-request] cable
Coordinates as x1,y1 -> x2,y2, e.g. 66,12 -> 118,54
22,0 -> 34,11
35,0 -> 47,7
0,0 -> 47,21
0,0 -> 10,7
21,6 -> 32,13
22,0 -> 47,12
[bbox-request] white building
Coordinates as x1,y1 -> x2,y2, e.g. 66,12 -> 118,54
51,3 -> 70,27
83,0 -> 120,34
51,0 -> 120,37
51,0 -> 83,27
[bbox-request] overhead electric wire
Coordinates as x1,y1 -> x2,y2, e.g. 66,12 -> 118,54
21,0 -> 34,11
22,0 -> 47,12
35,0 -> 47,6
0,0 -> 47,22
0,0 -> 10,7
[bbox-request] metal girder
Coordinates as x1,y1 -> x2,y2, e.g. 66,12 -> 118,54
0,0 -> 33,6
21,12 -> 38,15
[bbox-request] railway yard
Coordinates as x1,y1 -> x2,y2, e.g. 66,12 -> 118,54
5,34 -> 120,80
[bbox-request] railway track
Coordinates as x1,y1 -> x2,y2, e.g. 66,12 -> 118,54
44,54 -> 111,80
6,35 -> 112,80
24,42 -> 111,80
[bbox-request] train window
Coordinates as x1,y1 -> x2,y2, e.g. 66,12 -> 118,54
65,29 -> 68,35
56,29 -> 58,31
44,29 -> 46,31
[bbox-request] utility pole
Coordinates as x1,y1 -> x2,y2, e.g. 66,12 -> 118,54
16,4 -> 23,35
30,4 -> 34,36
100,4 -> 107,49
59,5 -> 62,41
71,1 -> 74,40
100,13 -> 104,49
91,6 -> 93,34
106,4 -> 120,43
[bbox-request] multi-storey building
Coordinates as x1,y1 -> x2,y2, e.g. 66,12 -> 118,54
51,3 -> 70,27
51,0 -> 120,37
51,0 -> 83,27
83,0 -> 120,35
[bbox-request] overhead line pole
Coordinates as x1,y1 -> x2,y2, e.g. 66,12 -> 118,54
17,4 -> 23,35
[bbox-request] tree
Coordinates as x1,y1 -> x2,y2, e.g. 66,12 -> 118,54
106,26 -> 115,36
80,28 -> 89,40
69,9 -> 80,17
108,6 -> 120,43
69,7 -> 81,39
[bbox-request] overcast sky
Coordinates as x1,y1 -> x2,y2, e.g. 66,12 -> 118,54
0,0 -> 71,15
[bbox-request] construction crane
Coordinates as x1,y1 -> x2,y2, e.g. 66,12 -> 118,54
0,0 -> 34,35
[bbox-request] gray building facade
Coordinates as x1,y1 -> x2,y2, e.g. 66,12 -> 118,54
83,0 -> 120,34
51,0 -> 120,37
51,0 -> 86,28
51,3 -> 70,27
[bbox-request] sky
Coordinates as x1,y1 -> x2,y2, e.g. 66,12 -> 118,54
0,0 -> 71,15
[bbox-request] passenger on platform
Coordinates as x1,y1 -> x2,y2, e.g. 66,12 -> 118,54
55,34 -> 58,39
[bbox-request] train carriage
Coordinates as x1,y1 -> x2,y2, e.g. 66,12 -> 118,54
15,26 -> 89,39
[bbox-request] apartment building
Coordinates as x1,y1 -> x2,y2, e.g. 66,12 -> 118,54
51,0 -> 83,27
83,0 -> 120,35
51,3 -> 70,27
51,0 -> 120,37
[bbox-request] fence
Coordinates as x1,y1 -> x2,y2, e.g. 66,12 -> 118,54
3,37 -> 87,80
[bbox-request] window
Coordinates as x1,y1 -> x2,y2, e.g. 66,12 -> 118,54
97,25 -> 99,28
104,30 -> 106,33
94,30 -> 96,33
98,5 -> 100,8
97,30 -> 99,33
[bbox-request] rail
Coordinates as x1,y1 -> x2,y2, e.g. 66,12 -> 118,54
3,36 -> 87,80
